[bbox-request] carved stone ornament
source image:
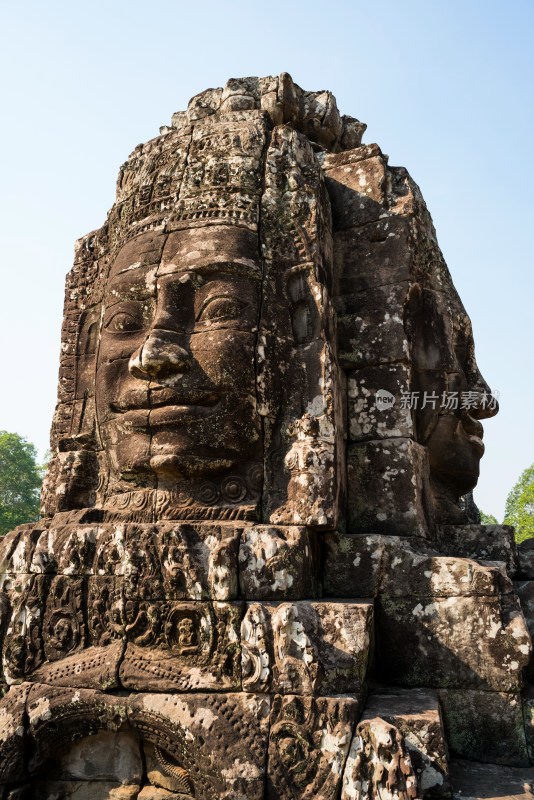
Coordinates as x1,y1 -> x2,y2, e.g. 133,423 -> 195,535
0,73 -> 527,798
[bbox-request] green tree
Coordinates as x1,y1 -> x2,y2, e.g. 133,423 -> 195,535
504,462 -> 534,544
479,510 -> 498,525
0,432 -> 43,536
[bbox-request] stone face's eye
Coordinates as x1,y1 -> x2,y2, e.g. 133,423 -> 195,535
196,296 -> 245,322
104,304 -> 145,332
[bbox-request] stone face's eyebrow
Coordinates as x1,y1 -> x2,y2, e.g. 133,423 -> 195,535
157,258 -> 262,278
104,266 -> 158,300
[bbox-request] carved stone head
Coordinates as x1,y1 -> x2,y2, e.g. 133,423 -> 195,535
41,73 -> 496,533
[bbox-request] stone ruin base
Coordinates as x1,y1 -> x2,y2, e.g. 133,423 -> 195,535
1,520 -> 534,798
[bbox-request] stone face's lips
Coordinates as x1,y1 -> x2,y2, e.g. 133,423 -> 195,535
461,412 -> 485,455
111,388 -> 220,413
149,403 -> 221,426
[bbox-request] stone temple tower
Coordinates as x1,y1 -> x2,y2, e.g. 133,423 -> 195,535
1,73 -> 534,799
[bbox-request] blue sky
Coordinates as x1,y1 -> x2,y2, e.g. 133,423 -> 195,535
1,0 -> 532,519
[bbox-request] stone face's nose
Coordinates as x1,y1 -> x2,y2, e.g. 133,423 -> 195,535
128,328 -> 192,380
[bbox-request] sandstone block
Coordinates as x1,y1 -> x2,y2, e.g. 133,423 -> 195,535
119,601 -> 243,692
348,362 -> 414,442
266,693 -> 360,799
323,533 -> 386,598
341,715 -> 419,800
137,787 -> 184,799
323,534 -> 509,598
129,692 -> 270,800
238,525 -> 321,600
31,641 -> 124,691
324,149 -> 387,228
0,524 -> 42,574
31,524 -> 98,575
360,688 -> 451,798
337,282 -> 411,369
518,538 -> 534,579
333,216 -> 413,295
376,594 -> 530,691
515,580 -> 534,681
27,684 -> 129,775
241,600 -> 373,695
0,683 -> 30,784
439,689 -> 529,767
1,574 -> 49,684
92,522 -> 242,601
449,760 -> 534,800
347,439 -> 430,536
437,525 -> 518,576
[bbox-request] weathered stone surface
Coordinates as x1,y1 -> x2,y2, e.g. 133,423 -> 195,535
360,689 -> 451,798
515,580 -> 534,681
518,538 -> 534,579
27,684 -> 129,774
31,523 -> 98,575
259,125 -> 343,530
119,601 -> 242,692
437,525 -> 518,576
266,693 -> 360,799
137,787 -> 183,799
376,594 -> 530,691
31,641 -> 123,691
449,759 -> 534,800
241,601 -> 373,694
0,683 -> 30,784
1,574 -> 48,684
439,690 -> 529,766
55,731 -> 142,783
323,533 -> 387,598
323,146 -> 388,229
341,716 -> 419,800
28,782 -> 140,799
348,363 -> 414,442
238,525 -> 321,599
331,215 -> 413,295
0,524 -> 43,574
522,684 -> 534,764
337,283 -> 410,370
323,534 -> 511,598
91,522 -> 242,600
347,439 -> 431,536
129,692 -> 270,799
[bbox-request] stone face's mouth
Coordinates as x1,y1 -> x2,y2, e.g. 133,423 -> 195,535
461,412 -> 485,455
150,388 -> 220,408
111,388 -> 220,413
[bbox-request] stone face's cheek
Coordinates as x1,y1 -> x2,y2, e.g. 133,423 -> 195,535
189,330 -> 257,393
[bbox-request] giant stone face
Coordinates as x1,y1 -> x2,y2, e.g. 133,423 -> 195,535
96,226 -> 263,489
0,75 -> 521,800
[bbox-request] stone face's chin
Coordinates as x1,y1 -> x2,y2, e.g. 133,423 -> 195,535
426,412 -> 484,495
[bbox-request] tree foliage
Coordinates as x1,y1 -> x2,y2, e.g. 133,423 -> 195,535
0,432 -> 43,536
479,510 -> 498,525
504,462 -> 534,544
